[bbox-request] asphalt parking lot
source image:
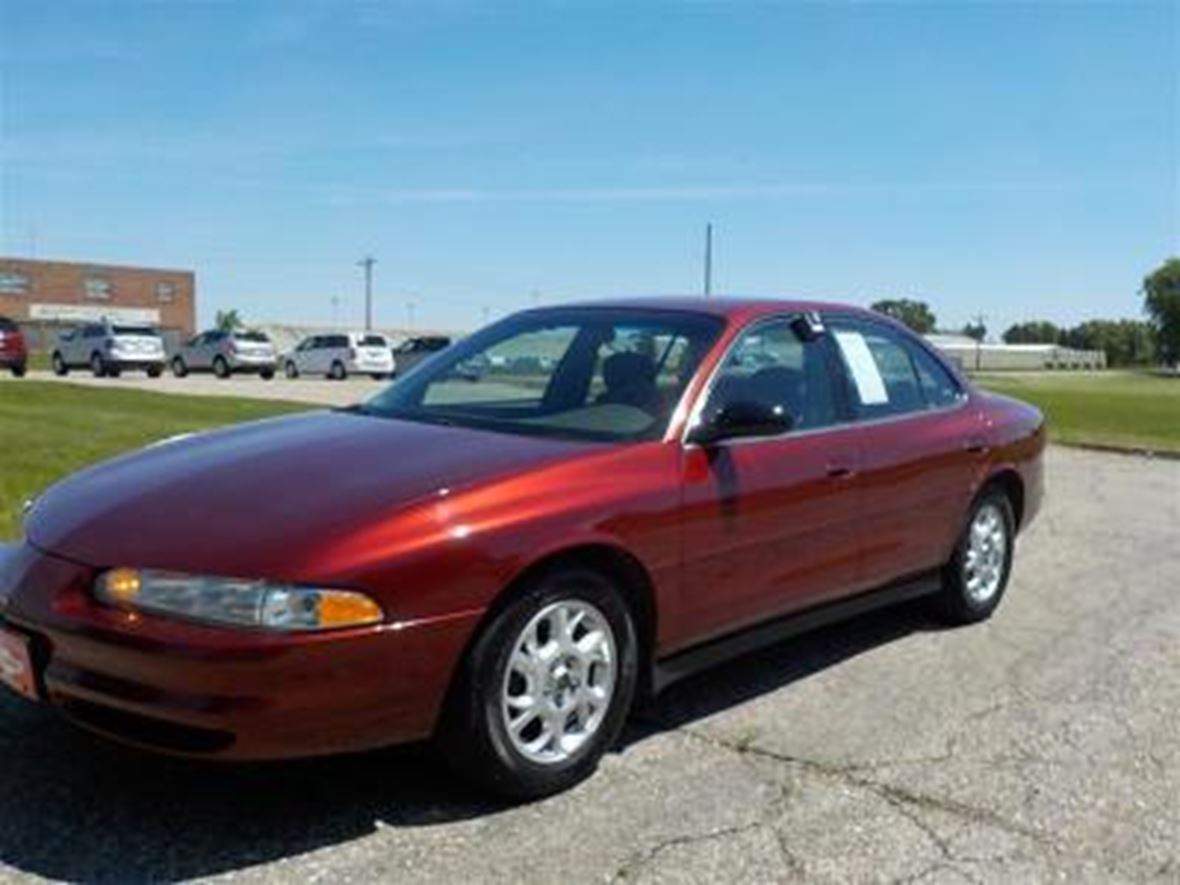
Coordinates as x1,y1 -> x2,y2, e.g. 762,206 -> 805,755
0,446 -> 1177,882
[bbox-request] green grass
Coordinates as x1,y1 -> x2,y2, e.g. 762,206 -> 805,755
0,381 -> 310,540
977,370 -> 1180,454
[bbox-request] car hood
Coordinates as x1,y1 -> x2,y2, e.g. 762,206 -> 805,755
25,410 -> 594,579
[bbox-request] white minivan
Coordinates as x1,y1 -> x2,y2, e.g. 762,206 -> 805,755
282,332 -> 394,380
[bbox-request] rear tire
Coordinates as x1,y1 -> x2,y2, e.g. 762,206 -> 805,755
146,365 -> 162,378
329,361 -> 346,381
171,357 -> 188,378
934,488 -> 1016,625
260,367 -> 275,381
90,353 -> 107,378
284,361 -> 299,379
370,373 -> 387,381
213,356 -> 231,379
437,567 -> 639,801
52,353 -> 68,376
11,364 -> 26,378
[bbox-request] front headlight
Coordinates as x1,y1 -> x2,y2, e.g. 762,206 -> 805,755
96,569 -> 384,632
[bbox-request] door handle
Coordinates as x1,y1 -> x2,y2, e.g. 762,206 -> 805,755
964,437 -> 988,454
826,464 -> 856,480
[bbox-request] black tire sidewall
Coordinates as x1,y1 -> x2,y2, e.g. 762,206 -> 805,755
442,568 -> 639,800
213,357 -> 230,378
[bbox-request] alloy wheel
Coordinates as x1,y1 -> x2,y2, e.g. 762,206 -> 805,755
500,600 -> 617,765
963,503 -> 1007,604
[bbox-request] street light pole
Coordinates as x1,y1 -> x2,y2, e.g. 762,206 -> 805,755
703,223 -> 713,297
357,256 -> 376,331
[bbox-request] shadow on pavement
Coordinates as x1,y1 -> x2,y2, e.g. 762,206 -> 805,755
0,601 -> 934,882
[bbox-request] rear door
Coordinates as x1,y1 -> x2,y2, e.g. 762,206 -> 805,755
676,315 -> 862,647
826,315 -> 984,588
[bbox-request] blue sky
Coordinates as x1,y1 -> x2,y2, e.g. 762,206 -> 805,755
1,0 -> 1177,336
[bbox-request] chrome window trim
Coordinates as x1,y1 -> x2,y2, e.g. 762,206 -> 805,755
677,311 -> 970,449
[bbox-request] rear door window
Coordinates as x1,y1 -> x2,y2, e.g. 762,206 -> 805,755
907,342 -> 965,409
829,319 -> 926,419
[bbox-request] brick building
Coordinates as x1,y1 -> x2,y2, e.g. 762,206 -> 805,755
0,257 -> 196,351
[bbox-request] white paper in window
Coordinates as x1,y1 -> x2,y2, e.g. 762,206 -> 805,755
834,331 -> 889,405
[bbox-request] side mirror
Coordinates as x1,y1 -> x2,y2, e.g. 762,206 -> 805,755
689,400 -> 794,446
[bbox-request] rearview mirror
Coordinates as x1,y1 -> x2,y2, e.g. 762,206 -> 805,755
688,400 -> 794,446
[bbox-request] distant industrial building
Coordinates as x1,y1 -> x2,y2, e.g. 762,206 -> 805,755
926,333 -> 1106,372
0,257 -> 196,351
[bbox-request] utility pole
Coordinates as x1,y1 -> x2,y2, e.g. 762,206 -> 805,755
973,312 -> 985,372
703,222 -> 713,297
357,256 -> 376,331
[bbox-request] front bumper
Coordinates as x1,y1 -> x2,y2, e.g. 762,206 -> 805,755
0,541 -> 482,760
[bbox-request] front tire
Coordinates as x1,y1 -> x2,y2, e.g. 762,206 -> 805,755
935,488 -> 1016,624
329,360 -> 347,380
171,357 -> 188,378
437,567 -> 639,800
213,356 -> 231,379
285,361 -> 299,379
90,353 -> 107,378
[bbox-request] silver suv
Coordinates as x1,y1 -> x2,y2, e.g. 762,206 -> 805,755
52,322 -> 166,378
171,330 -> 277,379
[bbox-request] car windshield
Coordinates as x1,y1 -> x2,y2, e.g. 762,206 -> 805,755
363,308 -> 723,442
113,325 -> 156,336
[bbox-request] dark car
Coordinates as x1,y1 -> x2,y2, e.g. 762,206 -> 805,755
0,317 -> 28,377
391,335 -> 451,376
0,298 -> 1044,799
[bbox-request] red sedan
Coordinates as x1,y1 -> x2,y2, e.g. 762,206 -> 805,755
0,299 -> 1043,798
0,316 -> 28,377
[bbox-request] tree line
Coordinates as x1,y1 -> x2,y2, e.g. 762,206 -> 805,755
870,257 -> 1180,368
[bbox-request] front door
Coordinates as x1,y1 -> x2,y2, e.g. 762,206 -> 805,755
675,316 -> 862,649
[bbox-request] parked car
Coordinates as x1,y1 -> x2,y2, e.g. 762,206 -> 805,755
2,299 -> 1044,799
171,330 -> 277,380
282,332 -> 394,380
391,335 -> 451,376
0,316 -> 28,378
51,321 -> 166,377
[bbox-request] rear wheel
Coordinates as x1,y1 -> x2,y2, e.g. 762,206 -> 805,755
370,373 -> 387,381
52,352 -> 68,376
437,567 -> 639,800
934,488 -> 1015,624
329,360 -> 346,380
284,361 -> 299,379
259,367 -> 275,381
11,363 -> 26,378
90,353 -> 107,378
146,364 -> 162,378
171,357 -> 188,378
213,356 -> 231,379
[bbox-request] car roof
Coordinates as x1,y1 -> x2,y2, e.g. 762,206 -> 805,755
548,295 -> 879,324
